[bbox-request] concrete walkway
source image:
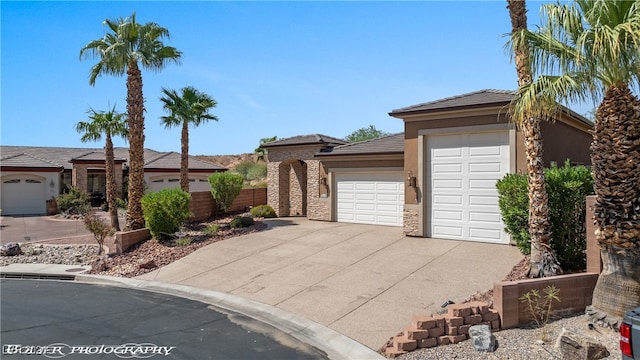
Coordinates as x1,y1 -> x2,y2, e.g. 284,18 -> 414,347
137,218 -> 523,350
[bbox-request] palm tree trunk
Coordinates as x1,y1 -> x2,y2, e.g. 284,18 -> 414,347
507,0 -> 556,277
588,85 -> 640,325
180,121 -> 189,192
125,60 -> 146,230
105,133 -> 120,231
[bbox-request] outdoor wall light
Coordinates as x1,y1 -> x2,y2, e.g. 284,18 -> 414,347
320,177 -> 327,186
49,180 -> 55,189
407,171 -> 417,188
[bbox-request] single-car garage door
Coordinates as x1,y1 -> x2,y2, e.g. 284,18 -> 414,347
336,172 -> 404,227
1,176 -> 46,215
428,131 -> 510,244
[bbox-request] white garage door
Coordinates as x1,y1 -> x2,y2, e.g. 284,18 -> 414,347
1,176 -> 46,215
336,172 -> 404,227
428,131 -> 510,244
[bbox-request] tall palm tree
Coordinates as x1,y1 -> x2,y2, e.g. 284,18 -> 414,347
509,0 -> 640,323
80,12 -> 182,230
506,0 -> 557,278
160,86 -> 218,192
75,106 -> 129,231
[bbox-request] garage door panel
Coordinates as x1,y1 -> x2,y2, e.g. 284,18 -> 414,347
1,177 -> 46,215
336,172 -> 403,227
429,131 -> 509,244
433,163 -> 463,174
433,147 -> 463,158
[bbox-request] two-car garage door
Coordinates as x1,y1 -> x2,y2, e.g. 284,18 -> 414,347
428,131 -> 510,244
336,172 -> 404,227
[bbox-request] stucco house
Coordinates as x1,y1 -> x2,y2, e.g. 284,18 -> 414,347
0,146 -> 226,215
264,89 -> 593,244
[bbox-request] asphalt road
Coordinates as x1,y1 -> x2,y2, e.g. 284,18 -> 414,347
0,279 -> 329,360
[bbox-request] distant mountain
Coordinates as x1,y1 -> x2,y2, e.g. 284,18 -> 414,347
194,153 -> 258,169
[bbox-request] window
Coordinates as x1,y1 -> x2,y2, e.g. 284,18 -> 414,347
3,179 -> 20,184
25,179 -> 42,184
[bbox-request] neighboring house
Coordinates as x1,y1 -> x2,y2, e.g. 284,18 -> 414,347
0,146 -> 226,215
264,89 -> 593,245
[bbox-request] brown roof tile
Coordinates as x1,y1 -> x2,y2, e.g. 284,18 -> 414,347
316,133 -> 404,156
261,134 -> 348,148
389,89 -> 515,116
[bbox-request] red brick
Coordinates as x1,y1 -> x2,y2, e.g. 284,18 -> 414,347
412,315 -> 437,330
437,336 -> 450,346
431,314 -> 446,327
445,325 -> 458,335
482,311 -> 500,322
393,335 -> 417,351
404,326 -> 430,340
443,315 -> 464,327
428,326 -> 445,337
465,301 -> 489,314
459,324 -> 471,335
384,347 -> 407,358
464,314 -> 483,325
447,334 -> 467,344
447,304 -> 472,317
417,338 -> 437,348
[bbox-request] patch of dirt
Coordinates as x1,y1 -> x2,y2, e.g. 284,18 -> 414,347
463,255 -> 530,307
90,213 -> 267,278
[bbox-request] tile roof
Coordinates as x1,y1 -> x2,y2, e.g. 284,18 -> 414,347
261,134 -> 348,148
316,133 -> 404,156
0,145 -> 225,171
145,151 -> 226,170
0,153 -> 64,169
389,89 -> 515,116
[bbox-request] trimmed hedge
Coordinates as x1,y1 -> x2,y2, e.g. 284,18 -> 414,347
249,204 -> 276,218
496,161 -> 594,272
141,188 -> 192,240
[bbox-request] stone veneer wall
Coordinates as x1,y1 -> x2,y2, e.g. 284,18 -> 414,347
267,147 -> 326,219
72,165 -> 88,194
403,206 -> 421,236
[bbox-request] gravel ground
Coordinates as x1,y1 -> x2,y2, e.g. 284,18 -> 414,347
398,314 -> 620,360
0,243 -> 100,267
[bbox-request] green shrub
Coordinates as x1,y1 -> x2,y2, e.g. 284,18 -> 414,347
56,187 -> 91,215
141,188 -> 192,240
208,172 -> 244,213
116,198 -> 127,209
496,161 -> 594,271
246,163 -> 267,181
83,210 -> 113,255
250,204 -> 276,218
230,215 -> 254,229
203,223 -> 220,235
174,236 -> 192,246
231,160 -> 255,180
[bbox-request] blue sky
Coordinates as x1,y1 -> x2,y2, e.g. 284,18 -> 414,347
1,1 -> 593,155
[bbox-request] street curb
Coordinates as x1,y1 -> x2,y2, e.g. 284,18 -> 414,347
75,274 -> 384,360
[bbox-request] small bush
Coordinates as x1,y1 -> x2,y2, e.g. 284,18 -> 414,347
246,163 -> 267,181
250,204 -> 276,218
116,198 -> 127,209
203,223 -> 220,236
520,285 -> 560,341
56,187 -> 91,215
230,215 -> 254,229
83,210 -> 113,255
496,161 -> 594,271
209,172 -> 244,214
174,237 -> 192,247
141,188 -> 192,240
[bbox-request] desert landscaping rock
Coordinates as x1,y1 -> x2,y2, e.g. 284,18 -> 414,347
469,324 -> 496,352
0,243 -> 22,256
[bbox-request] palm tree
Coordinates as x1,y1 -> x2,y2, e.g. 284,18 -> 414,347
160,86 -> 218,192
506,0 -> 557,278
75,106 -> 128,231
80,12 -> 182,230
509,0 -> 640,324
254,136 -> 278,162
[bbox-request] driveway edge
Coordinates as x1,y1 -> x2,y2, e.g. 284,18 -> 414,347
75,274 -> 384,360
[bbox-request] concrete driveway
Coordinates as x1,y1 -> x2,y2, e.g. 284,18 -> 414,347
137,218 -> 522,350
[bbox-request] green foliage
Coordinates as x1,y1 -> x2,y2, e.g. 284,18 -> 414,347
496,174 -> 530,254
250,205 -> 276,218
496,161 -> 594,271
203,223 -> 220,236
208,172 -> 244,213
174,236 -> 192,246
230,215 -> 254,229
56,187 -> 91,215
344,125 -> 390,143
254,136 -> 277,162
232,161 -> 267,182
116,198 -> 127,209
83,210 -> 114,255
141,188 -> 192,240
520,285 -> 560,341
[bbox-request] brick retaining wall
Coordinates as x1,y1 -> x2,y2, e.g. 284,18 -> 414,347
189,188 -> 267,222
